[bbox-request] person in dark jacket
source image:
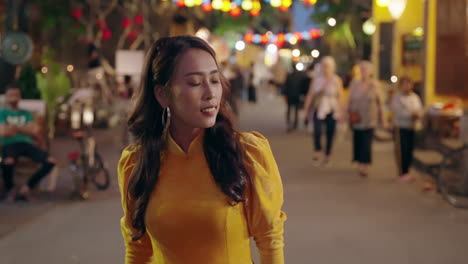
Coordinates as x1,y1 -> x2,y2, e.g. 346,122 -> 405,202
283,65 -> 308,132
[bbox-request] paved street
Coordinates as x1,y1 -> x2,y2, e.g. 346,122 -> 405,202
1,95 -> 468,264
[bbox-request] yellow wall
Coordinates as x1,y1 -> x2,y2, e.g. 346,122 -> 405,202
373,0 -> 468,107
372,0 -> 424,83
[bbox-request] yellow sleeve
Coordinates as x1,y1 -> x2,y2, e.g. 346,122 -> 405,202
118,145 -> 153,264
241,132 -> 287,264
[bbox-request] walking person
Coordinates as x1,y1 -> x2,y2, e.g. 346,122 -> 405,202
118,36 -> 286,264
283,65 -> 307,132
247,63 -> 257,103
391,77 -> 423,182
303,56 -> 344,166
347,61 -> 387,177
0,83 -> 56,202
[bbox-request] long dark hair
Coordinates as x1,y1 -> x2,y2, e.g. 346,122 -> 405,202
126,36 -> 250,241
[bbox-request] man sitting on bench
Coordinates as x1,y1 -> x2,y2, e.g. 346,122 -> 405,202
0,83 -> 56,202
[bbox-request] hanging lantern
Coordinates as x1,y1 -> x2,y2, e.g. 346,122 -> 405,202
134,14 -> 144,25
96,20 -> 107,29
376,0 -> 390,7
194,0 -> 203,5
279,5 -> 289,11
388,0 -> 407,20
230,6 -> 241,17
212,0 -> 223,9
241,0 -> 253,11
221,0 -> 231,12
362,18 -> 376,35
202,2 -> 213,11
71,8 -> 82,20
310,28 -> 320,39
271,0 -> 281,8
250,8 -> 261,16
253,0 -> 261,10
294,32 -> 303,42
122,18 -> 131,28
244,33 -> 254,43
102,29 -> 112,40
261,34 -> 269,44
277,33 -> 285,44
177,0 -> 186,7
282,0 -> 292,7
185,0 -> 196,7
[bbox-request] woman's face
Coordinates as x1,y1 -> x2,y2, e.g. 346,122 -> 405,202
401,80 -> 413,93
359,63 -> 372,79
162,48 -> 223,131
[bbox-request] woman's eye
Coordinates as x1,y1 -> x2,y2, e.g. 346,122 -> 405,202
188,82 -> 201,86
210,78 -> 220,84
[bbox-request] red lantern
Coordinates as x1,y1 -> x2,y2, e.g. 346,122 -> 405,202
261,34 -> 269,44
202,3 -> 213,12
279,5 -> 288,11
102,29 -> 112,40
310,29 -> 320,39
177,0 -> 185,7
128,31 -> 138,40
71,8 -> 82,20
133,14 -> 144,25
250,8 -> 260,16
294,32 -> 303,41
122,18 -> 131,28
230,6 -> 241,17
277,33 -> 285,44
96,20 -> 107,29
244,33 -> 254,43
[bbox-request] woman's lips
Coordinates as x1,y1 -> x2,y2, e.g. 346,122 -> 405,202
201,106 -> 217,113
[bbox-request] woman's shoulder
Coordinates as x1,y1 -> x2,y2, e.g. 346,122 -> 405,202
118,144 -> 141,173
239,131 -> 270,151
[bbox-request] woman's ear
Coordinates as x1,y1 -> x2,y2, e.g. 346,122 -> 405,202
154,85 -> 169,108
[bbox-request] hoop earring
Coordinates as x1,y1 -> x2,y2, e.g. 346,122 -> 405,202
162,107 -> 171,128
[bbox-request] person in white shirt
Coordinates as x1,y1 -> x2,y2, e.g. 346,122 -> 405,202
303,56 -> 344,166
391,77 -> 424,182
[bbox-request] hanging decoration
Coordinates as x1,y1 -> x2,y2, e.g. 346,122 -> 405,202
172,0 -> 316,16
102,29 -> 112,40
122,18 -> 132,28
133,14 -> 144,25
71,8 -> 83,20
243,28 -> 321,47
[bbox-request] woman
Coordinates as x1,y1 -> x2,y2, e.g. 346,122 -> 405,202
391,77 -> 423,182
303,56 -> 343,166
347,61 -> 387,177
118,36 -> 286,264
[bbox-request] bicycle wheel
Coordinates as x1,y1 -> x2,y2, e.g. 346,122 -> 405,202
89,153 -> 111,191
438,147 -> 468,208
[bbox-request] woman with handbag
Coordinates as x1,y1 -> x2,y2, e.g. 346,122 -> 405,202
347,61 -> 387,177
118,36 -> 286,264
303,56 -> 344,166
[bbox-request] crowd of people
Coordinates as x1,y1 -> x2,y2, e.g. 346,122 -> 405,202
282,56 -> 423,182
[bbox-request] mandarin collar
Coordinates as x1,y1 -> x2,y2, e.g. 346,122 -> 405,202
166,130 -> 205,157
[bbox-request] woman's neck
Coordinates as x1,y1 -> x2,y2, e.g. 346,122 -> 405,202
169,122 -> 201,153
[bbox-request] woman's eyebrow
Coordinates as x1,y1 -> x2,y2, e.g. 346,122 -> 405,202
184,70 -> 219,77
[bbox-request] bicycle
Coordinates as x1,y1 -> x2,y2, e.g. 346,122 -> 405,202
68,130 -> 110,200
437,141 -> 468,209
